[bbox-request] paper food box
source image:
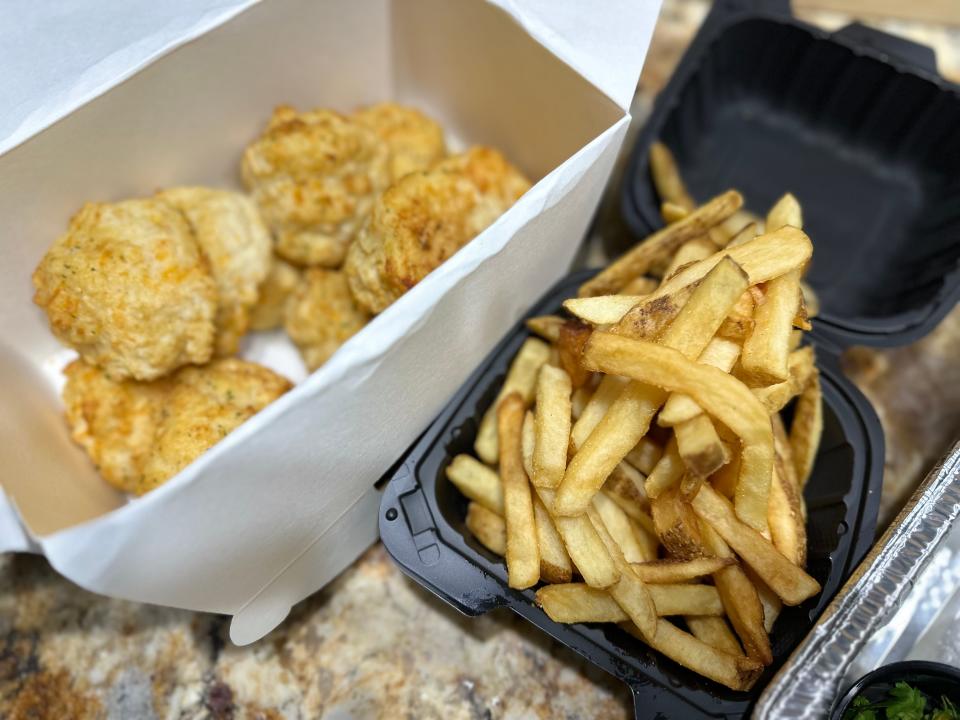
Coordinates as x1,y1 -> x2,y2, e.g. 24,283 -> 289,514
0,0 -> 658,643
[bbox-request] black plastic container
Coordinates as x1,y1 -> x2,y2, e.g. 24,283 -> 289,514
622,0 -> 960,348
831,661 -> 960,719
380,269 -> 884,719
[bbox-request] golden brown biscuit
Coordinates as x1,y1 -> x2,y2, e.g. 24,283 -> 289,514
353,102 -> 446,182
242,106 -> 390,268
139,359 -> 292,494
62,360 -> 172,494
33,199 -> 218,381
158,187 -> 272,356
344,146 -> 530,314
284,268 -> 370,371
248,257 -> 301,331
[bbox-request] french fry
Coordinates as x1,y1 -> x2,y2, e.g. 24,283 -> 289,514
691,485 -> 820,605
630,557 -> 734,583
570,374 -> 629,451
661,201 -> 689,224
592,491 -> 653,563
521,410 -> 536,479
662,238 -> 718,281
790,374 -> 823,487
525,315 -> 565,343
446,454 -> 503,515
766,192 -> 802,231
686,616 -> 743,656
648,584 -> 724,617
498,393 -> 540,589
726,221 -> 759,248
623,276 -> 659,296
589,504 -> 658,639
624,620 -> 764,692
740,268 -> 801,384
752,346 -> 816,413
532,365 -> 573,488
650,488 -> 704,560
564,295 -> 647,325
788,328 -> 803,351
557,320 -> 593,388
674,414 -> 728,479
465,502 -> 506,556
536,583 -> 628,623
571,385 -> 592,421
533,493 -> 573,583
698,519 -> 772,665
611,228 -> 813,330
711,444 -> 741,499
770,416 -> 806,567
629,514 -> 660,560
557,258 -> 749,517
800,280 -> 819,318
645,436 -> 684,499
612,282 -> 698,340
583,333 -> 774,533
535,486 -> 619,588
578,190 -> 743,298
625,437 -> 663,475
476,338 -> 550,463
649,142 -> 695,210
603,461 -> 650,513
745,568 -> 782,633
658,337 -> 741,427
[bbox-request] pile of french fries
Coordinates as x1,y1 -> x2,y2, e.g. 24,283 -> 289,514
445,143 -> 825,692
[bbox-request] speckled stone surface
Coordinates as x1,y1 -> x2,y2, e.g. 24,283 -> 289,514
3,2 -> 960,718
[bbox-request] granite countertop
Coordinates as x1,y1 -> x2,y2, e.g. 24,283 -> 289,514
3,2 -> 959,718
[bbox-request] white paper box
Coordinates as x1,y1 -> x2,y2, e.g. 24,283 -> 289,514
0,0 -> 659,643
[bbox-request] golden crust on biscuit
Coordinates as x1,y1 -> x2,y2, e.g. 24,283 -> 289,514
344,146 -> 530,314
284,268 -> 370,371
248,257 -> 301,331
158,187 -> 272,356
353,102 -> 446,182
33,199 -> 217,381
242,106 -> 390,268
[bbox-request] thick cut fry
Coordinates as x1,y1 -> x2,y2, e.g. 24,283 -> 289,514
726,222 -> 759,248
691,485 -> 820,605
571,385 -> 592,421
770,416 -> 806,567
646,436 -> 684,499
621,275 -> 659,295
790,374 -> 823,487
612,282 -> 697,340
564,295 -> 647,325
625,437 -> 663,475
446,454 -> 503,515
746,568 -> 783,633
629,514 -> 660,560
651,488 -> 703,560
525,315 -> 564,343
535,486 -> 619,588
658,337 -> 741,427
609,228 -> 813,330
536,584 -> 627,623
624,620 -> 764,692
584,333 -> 774,533
521,410 -> 536,479
603,461 -> 650,513
766,193 -> 802,231
557,320 -> 593,388
662,238 -> 717,281
558,258 -> 749,517
498,393 -> 540,589
578,190 -> 743,297
661,201 -> 689,224
711,444 -> 741,499
476,338 -> 550,463
698,519 -> 772,664
533,493 -> 573,583
686,616 -> 743,657
631,557 -> 734,583
648,584 -> 724,616
592,491 -> 653,563
675,414 -> 728,478
466,503 -> 506,556
741,269 -> 801,384
649,142 -> 695,210
532,365 -> 573,488
570,374 -> 629,451
589,505 -> 658,638
752,346 -> 816,413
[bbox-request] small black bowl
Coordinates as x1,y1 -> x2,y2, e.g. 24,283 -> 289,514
831,661 -> 960,719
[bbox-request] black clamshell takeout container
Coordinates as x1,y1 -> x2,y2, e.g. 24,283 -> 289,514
380,1 -> 958,717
